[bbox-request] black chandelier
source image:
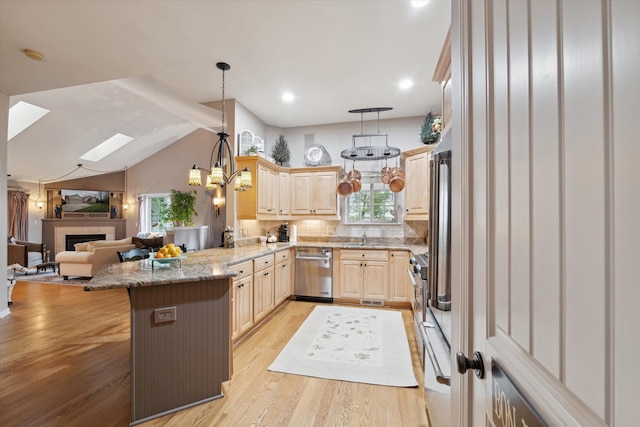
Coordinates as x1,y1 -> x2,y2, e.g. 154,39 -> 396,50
188,62 -> 252,191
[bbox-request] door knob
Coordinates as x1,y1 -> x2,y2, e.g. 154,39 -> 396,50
456,351 -> 484,379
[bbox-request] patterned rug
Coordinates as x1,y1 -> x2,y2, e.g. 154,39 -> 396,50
268,305 -> 418,387
14,271 -> 89,287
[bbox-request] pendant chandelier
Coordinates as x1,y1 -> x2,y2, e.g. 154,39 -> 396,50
188,62 -> 252,191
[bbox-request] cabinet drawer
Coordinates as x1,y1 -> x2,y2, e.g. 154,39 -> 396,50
254,253 -> 275,272
230,260 -> 253,280
275,249 -> 290,264
340,249 -> 389,261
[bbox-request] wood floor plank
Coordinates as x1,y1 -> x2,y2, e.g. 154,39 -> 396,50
0,281 -> 429,427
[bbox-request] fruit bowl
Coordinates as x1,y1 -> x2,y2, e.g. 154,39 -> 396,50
150,253 -> 186,263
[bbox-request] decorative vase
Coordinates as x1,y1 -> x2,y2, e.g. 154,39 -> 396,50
54,205 -> 61,219
111,206 -> 118,219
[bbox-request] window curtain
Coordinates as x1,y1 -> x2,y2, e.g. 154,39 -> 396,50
137,196 -> 144,234
8,190 -> 29,240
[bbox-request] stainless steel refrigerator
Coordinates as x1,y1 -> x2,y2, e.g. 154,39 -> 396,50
428,148 -> 452,313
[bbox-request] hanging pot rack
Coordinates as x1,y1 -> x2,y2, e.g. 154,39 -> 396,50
340,107 -> 401,161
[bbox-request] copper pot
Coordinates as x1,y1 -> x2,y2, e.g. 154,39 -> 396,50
380,166 -> 392,184
337,179 -> 353,196
391,166 -> 405,179
389,175 -> 405,192
347,169 -> 362,181
351,178 -> 362,193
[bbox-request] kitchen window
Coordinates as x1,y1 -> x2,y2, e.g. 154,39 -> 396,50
345,172 -> 398,224
139,193 -> 171,233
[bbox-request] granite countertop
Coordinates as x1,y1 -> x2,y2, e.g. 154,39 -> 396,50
85,241 -> 427,291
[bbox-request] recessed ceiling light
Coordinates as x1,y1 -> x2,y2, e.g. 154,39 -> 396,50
282,92 -> 295,102
8,101 -> 50,140
80,133 -> 134,162
399,79 -> 413,89
411,0 -> 429,7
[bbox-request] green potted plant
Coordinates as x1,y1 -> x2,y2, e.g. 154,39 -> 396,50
243,145 -> 259,156
272,134 -> 291,166
420,112 -> 443,144
161,189 -> 197,226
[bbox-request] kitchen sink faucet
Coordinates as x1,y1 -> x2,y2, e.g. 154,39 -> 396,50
362,231 -> 367,244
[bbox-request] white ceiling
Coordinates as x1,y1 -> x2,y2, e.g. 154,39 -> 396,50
0,0 -> 451,183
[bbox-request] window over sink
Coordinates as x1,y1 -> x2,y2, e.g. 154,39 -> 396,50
345,172 -> 399,224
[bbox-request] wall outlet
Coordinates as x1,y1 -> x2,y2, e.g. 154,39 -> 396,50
153,306 -> 177,323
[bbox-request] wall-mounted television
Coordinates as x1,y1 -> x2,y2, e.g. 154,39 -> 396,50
60,190 -> 110,212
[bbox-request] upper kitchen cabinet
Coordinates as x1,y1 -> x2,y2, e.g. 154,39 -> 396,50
236,156 -> 287,220
277,172 -> 291,217
402,145 -> 436,220
290,167 -> 340,219
432,26 -> 451,135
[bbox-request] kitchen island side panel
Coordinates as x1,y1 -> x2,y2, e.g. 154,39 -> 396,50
129,279 -> 231,424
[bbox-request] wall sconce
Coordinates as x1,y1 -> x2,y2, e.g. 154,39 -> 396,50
123,202 -> 129,212
213,197 -> 223,217
34,199 -> 44,210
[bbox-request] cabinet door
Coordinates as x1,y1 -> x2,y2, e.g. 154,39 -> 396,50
257,164 -> 277,215
389,251 -> 410,301
312,171 -> 338,215
233,275 -> 253,339
339,260 -> 364,298
291,172 -> 313,214
278,172 -> 291,216
362,261 -> 389,300
275,260 -> 291,306
254,266 -> 275,323
404,151 -> 430,216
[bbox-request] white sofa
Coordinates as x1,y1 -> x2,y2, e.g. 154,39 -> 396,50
55,237 -> 136,279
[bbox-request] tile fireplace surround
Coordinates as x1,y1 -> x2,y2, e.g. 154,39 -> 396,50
42,219 -> 127,257
54,226 -> 116,255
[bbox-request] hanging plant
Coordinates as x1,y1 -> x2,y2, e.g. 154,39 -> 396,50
161,189 -> 197,226
272,135 -> 291,166
420,112 -> 443,144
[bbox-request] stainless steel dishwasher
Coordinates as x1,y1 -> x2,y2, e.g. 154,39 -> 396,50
294,247 -> 333,302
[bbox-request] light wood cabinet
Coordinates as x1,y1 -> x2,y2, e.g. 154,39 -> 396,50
253,254 -> 275,324
230,260 -> 253,340
338,249 -> 389,300
389,251 -> 411,302
277,172 -> 291,217
274,249 -> 292,306
236,156 -> 284,220
402,145 -> 436,220
290,168 -> 340,217
257,164 -> 278,215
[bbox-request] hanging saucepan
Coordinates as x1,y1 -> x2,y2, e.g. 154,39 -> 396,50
389,168 -> 405,192
347,169 -> 361,181
351,177 -> 362,193
337,175 -> 353,196
391,166 -> 405,179
380,166 -> 392,184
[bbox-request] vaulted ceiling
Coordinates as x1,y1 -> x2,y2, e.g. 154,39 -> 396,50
0,0 -> 451,183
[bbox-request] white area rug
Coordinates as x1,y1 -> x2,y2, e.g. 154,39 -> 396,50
268,305 -> 418,387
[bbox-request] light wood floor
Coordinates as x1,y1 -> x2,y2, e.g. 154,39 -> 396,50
0,281 -> 429,427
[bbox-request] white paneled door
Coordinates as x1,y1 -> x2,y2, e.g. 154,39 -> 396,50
451,1 -> 639,426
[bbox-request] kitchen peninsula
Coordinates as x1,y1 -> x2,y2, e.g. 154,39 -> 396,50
85,240 -> 426,425
86,243 -> 290,426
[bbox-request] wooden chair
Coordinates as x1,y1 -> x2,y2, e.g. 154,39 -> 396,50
117,248 -> 150,263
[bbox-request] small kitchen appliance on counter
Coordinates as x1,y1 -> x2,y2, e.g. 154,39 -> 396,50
278,223 -> 289,242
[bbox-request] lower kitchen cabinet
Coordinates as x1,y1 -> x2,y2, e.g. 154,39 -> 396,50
338,250 -> 389,300
233,275 -> 253,339
274,250 -> 292,306
231,260 -> 254,340
254,266 -> 275,324
389,250 -> 411,302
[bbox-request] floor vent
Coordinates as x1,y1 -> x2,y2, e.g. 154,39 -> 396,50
360,299 -> 384,307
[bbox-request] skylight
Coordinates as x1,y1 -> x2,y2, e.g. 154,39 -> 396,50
80,133 -> 134,162
7,101 -> 50,140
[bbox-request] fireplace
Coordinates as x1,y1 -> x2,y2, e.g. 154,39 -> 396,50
65,234 -> 106,251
